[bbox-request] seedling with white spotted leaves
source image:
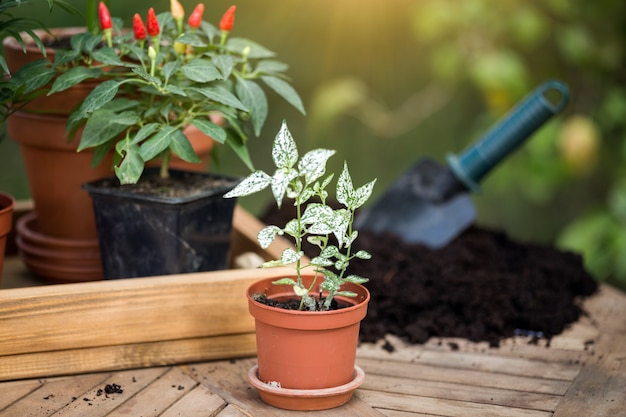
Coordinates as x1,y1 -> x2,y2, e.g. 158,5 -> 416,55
225,121 -> 376,311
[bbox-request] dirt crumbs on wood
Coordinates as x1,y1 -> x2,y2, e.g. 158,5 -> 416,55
262,206 -> 598,347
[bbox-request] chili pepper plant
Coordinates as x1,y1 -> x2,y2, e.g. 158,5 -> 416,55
14,1 -> 304,184
225,121 -> 377,311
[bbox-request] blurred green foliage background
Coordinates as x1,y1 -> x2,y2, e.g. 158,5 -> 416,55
1,0 -> 625,289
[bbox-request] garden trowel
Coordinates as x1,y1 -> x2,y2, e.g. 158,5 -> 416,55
354,80 -> 570,249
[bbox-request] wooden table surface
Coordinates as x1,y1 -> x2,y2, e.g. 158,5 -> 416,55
1,263 -> 624,417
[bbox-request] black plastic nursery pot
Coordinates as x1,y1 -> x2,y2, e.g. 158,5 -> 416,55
83,169 -> 239,279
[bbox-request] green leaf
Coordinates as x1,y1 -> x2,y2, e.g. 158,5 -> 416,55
283,219 -> 299,238
139,125 -> 179,161
352,178 -> 377,210
226,38 -> 276,59
298,149 -> 335,185
271,167 -> 297,209
335,291 -> 358,298
91,47 -> 124,66
224,130 -> 254,171
131,66 -> 161,86
331,208 -> 351,248
224,171 -> 271,199
130,123 -> 160,145
344,275 -> 369,285
190,119 -> 227,144
191,86 -> 248,111
301,203 -> 333,225
170,128 -> 202,163
261,75 -> 306,115
73,80 -> 122,122
272,121 -> 299,169
114,141 -> 144,185
235,78 -> 268,136
255,60 -> 289,74
180,59 -> 222,83
78,109 -> 140,151
11,59 -> 55,94
211,54 -> 235,79
310,256 -> 334,267
280,248 -> 302,265
257,225 -> 281,249
272,278 -> 297,286
336,161 -> 354,208
162,60 -> 182,83
49,66 -> 101,94
320,245 -> 339,259
261,259 -> 285,268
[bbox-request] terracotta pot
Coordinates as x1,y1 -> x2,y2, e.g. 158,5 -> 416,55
246,272 -> 370,410
7,111 -> 113,240
0,193 -> 16,283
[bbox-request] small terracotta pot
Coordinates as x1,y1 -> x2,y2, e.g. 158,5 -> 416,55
246,272 -> 369,410
0,193 -> 16,283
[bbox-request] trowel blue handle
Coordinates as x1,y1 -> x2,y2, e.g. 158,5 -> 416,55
447,80 -> 569,192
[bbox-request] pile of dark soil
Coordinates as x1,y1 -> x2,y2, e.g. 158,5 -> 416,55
261,206 -> 598,347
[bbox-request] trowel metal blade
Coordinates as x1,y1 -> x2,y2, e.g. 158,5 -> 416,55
354,158 -> 476,249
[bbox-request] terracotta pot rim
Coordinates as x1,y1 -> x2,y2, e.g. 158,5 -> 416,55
17,212 -> 100,248
247,364 -> 364,410
246,274 -> 370,317
0,193 -> 15,216
2,27 -> 88,54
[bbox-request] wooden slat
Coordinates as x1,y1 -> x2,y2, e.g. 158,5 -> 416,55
160,384 -> 227,417
357,389 -> 553,417
361,374 -> 562,411
0,373 -> 111,417
552,285 -> 626,417
0,333 -> 256,381
358,358 -> 572,395
0,379 -> 44,409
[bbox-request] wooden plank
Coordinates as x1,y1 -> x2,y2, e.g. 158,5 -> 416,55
361,374 -> 562,412
160,383 -> 227,417
0,333 -> 256,381
357,345 -> 580,381
183,358 -> 387,417
46,367 -> 170,417
552,285 -> 626,417
0,379 -> 43,409
0,268 -> 274,360
357,358 -> 572,395
357,389 -> 553,417
0,373 -> 110,417
105,367 -> 198,417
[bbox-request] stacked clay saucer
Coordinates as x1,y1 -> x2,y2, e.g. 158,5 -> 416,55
16,212 -> 103,283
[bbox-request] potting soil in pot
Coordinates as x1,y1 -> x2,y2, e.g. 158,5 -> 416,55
261,205 -> 598,347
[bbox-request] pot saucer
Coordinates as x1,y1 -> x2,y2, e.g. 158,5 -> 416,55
16,212 -> 103,283
247,364 -> 365,411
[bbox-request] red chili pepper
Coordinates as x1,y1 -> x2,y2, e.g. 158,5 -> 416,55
133,13 -> 146,41
147,8 -> 160,37
187,4 -> 204,29
98,1 -> 112,30
219,5 -> 236,32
